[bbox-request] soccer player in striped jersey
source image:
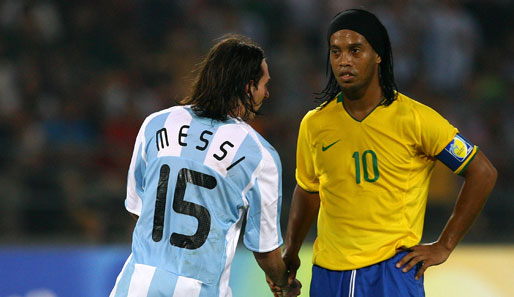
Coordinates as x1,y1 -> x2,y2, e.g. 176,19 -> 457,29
279,9 -> 497,297
110,35 -> 301,297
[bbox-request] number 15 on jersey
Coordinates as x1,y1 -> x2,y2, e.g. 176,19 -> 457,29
152,164 -> 217,250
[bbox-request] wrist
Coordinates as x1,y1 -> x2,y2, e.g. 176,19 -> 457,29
277,282 -> 288,289
282,244 -> 300,257
435,238 -> 456,253
272,277 -> 288,290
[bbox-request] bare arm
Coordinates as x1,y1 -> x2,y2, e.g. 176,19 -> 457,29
282,185 -> 320,283
436,150 -> 497,251
254,248 -> 289,288
397,150 -> 497,279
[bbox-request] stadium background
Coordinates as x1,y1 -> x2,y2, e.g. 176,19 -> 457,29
0,0 -> 512,296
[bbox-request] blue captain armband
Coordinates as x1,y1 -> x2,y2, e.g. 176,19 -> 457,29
437,133 -> 478,175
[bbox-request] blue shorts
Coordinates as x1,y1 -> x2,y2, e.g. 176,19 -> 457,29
310,252 -> 425,297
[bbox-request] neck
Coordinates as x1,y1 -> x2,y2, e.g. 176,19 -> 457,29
341,79 -> 383,121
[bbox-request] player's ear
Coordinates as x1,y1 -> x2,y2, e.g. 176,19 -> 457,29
376,54 -> 382,64
246,80 -> 256,95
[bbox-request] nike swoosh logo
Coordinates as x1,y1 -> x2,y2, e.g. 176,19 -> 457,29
322,140 -> 340,151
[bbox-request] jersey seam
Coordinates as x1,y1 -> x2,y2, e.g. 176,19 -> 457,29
401,101 -> 420,241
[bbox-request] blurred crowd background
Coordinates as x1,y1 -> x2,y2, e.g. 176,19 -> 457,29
0,0 -> 512,246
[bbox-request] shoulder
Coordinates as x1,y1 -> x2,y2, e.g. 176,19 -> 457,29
395,93 -> 436,112
300,99 -> 339,126
301,108 -> 319,123
142,106 -> 180,126
241,122 -> 279,154
392,92 -> 422,110
237,121 -> 281,167
392,92 -> 446,120
143,105 -> 204,130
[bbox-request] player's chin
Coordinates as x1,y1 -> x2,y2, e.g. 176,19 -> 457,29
337,78 -> 357,88
339,83 -> 361,94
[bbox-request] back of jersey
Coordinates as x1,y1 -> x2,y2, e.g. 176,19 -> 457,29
122,106 -> 282,295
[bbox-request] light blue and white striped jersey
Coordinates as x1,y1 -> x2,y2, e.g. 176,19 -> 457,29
110,106 -> 283,297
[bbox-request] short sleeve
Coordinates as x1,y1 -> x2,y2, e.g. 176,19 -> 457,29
243,147 -> 283,252
415,103 -> 479,175
416,104 -> 458,158
125,122 -> 147,216
295,112 -> 319,192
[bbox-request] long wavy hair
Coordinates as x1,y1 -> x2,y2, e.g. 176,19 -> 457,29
316,17 -> 398,107
181,34 -> 264,121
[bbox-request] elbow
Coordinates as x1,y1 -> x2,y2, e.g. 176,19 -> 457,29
488,164 -> 498,187
478,160 -> 498,191
467,152 -> 498,188
481,154 -> 498,184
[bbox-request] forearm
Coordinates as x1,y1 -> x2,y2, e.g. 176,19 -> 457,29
254,248 -> 288,287
437,151 -> 497,251
283,184 -> 320,255
396,151 -> 497,279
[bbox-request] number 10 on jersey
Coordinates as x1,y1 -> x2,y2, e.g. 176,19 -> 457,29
352,150 -> 379,184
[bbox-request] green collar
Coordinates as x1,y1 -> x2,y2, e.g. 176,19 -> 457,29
337,92 -> 386,122
337,93 -> 344,103
337,92 -> 386,105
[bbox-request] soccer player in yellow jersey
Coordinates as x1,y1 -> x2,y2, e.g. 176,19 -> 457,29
277,8 -> 497,297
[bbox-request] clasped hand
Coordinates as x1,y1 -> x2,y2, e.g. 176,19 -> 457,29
265,275 -> 302,297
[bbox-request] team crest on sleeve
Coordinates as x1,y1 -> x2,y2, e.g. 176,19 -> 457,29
437,133 -> 476,173
446,134 -> 473,161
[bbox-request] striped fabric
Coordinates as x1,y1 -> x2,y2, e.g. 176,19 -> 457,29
111,106 -> 283,297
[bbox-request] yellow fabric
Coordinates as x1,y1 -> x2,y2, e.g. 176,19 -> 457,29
295,92 -> 476,270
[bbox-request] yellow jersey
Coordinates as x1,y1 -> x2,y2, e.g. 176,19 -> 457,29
295,92 -> 477,270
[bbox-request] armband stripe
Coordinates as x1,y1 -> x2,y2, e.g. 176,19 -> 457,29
296,182 -> 319,194
304,189 -> 319,194
456,146 -> 478,175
